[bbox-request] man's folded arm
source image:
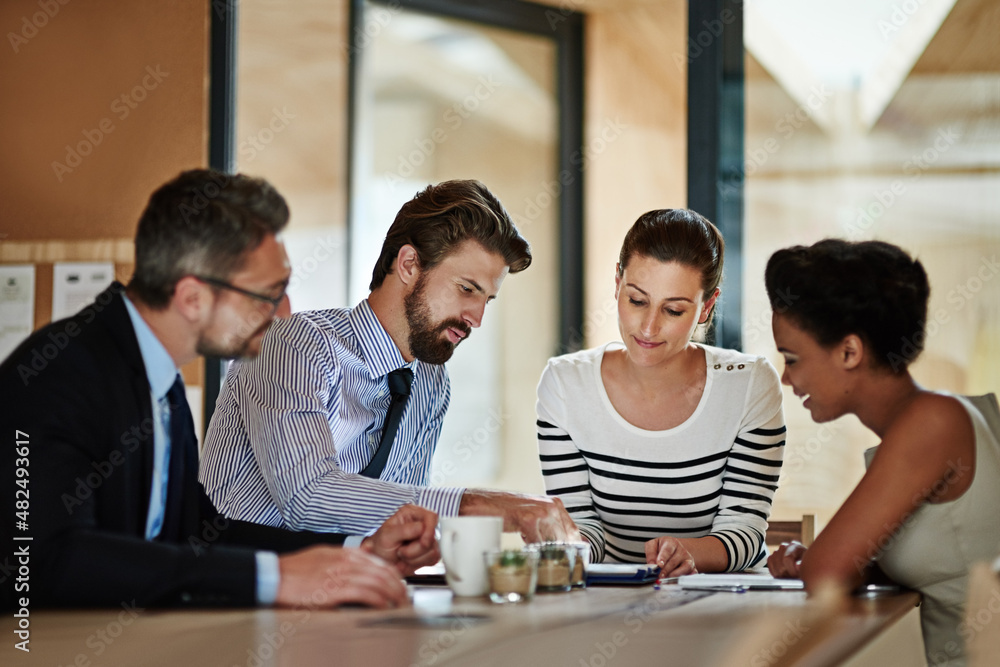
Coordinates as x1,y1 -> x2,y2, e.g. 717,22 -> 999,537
207,483 -> 348,553
22,530 -> 258,608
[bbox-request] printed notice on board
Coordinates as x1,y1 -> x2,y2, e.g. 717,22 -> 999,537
52,262 -> 115,321
0,265 -> 35,362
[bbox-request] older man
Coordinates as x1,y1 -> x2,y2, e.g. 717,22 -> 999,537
0,170 -> 437,611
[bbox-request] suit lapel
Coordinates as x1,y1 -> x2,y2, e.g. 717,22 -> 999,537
96,283 -> 158,530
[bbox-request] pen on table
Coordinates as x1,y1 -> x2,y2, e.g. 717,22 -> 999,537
680,585 -> 748,594
653,575 -> 680,591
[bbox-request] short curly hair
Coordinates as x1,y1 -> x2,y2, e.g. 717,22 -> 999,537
764,239 -> 930,372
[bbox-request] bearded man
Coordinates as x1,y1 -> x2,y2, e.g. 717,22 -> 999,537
0,169 -> 441,611
200,180 -> 578,543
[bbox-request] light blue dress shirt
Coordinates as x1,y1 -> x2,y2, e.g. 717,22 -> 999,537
122,295 -> 279,604
122,295 -> 176,540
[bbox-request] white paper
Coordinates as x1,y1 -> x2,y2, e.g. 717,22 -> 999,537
677,573 -> 804,590
52,262 -> 115,321
0,265 -> 35,362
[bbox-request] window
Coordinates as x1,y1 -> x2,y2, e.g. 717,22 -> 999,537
742,0 -> 1000,525
350,0 -> 583,490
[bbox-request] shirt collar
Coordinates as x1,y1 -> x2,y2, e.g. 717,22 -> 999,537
348,299 -> 412,380
122,294 -> 181,400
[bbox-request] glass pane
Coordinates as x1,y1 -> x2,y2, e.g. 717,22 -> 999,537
236,0 -> 349,312
744,0 -> 1000,528
352,3 -> 559,489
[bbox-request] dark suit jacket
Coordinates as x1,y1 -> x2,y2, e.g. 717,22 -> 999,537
0,284 -> 345,609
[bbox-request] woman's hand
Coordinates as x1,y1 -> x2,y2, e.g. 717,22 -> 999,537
645,536 -> 698,577
767,541 -> 808,578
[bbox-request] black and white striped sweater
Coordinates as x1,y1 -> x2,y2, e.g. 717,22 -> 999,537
536,343 -> 786,570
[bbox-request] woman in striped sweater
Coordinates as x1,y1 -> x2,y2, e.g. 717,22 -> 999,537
536,209 -> 785,575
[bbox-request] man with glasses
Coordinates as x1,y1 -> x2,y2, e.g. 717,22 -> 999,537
190,274 -> 288,358
0,169 -> 438,611
194,275 -> 288,315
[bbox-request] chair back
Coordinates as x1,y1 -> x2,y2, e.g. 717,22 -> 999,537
766,514 -> 815,548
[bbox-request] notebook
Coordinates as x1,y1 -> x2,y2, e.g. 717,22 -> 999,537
586,563 -> 660,585
674,573 -> 804,592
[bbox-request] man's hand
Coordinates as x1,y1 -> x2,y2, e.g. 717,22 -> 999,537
645,536 -> 698,577
275,546 -> 409,609
361,505 -> 440,576
459,490 -> 580,543
767,541 -> 807,578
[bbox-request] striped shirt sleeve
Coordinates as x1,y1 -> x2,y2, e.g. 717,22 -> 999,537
710,359 -> 786,571
536,364 -> 609,561
228,317 -> 462,534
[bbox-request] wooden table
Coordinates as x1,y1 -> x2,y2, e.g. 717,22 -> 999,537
6,584 -> 920,666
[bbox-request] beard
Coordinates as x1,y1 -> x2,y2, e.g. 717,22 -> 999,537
196,310 -> 272,360
404,274 -> 471,365
196,334 -> 260,360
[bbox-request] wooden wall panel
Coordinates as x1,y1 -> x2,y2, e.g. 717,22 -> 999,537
0,0 -> 209,334
582,1 -> 688,348
0,0 -> 209,243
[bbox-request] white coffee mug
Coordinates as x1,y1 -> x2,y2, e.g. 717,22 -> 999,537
439,516 -> 503,597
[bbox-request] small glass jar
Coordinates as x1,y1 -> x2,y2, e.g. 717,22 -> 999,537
484,548 -> 539,603
529,542 -> 576,592
567,541 -> 591,588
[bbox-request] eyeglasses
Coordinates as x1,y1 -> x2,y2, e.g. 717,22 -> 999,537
194,276 -> 287,316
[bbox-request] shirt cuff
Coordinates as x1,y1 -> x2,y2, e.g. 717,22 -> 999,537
414,486 -> 465,519
344,535 -> 364,548
255,551 -> 281,606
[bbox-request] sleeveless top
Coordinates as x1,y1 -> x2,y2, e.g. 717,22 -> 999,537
867,393 -> 1000,667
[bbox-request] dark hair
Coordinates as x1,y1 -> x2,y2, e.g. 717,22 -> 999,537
128,169 -> 289,308
617,209 -> 725,296
369,180 -> 531,290
764,239 -> 930,372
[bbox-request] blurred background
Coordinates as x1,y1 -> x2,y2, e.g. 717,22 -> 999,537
1,0 -> 997,534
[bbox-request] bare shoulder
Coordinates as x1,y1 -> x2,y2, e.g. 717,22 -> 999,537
894,392 -> 972,439
877,392 -> 975,497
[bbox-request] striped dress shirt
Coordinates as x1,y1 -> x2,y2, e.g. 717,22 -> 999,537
199,299 -> 465,535
537,343 -> 786,570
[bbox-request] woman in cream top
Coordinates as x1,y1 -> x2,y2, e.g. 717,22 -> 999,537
765,239 -> 1000,666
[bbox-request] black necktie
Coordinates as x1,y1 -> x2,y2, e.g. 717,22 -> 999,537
160,376 -> 197,541
360,368 -> 414,479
